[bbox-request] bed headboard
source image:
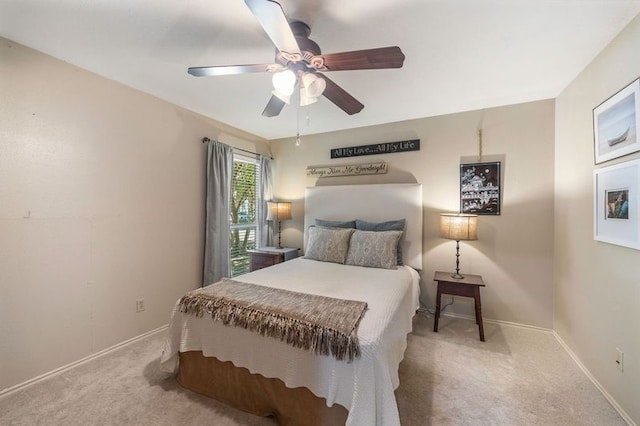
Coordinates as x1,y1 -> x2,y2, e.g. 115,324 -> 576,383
304,183 -> 423,270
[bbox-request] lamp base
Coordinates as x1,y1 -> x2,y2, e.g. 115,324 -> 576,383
452,240 -> 464,279
276,221 -> 282,250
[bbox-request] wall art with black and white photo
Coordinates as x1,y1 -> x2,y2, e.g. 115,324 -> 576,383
460,161 -> 501,215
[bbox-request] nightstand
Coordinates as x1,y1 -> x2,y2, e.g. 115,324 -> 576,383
247,247 -> 298,272
433,271 -> 486,341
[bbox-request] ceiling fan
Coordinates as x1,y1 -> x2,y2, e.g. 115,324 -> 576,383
187,0 -> 405,117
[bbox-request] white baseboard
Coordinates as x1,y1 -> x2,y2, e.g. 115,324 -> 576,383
0,325 -> 168,399
434,309 -> 555,333
553,332 -> 636,426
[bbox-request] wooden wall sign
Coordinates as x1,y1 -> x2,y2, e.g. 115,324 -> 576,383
330,139 -> 420,159
306,162 -> 388,178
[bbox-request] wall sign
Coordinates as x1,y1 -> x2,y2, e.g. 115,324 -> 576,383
330,139 -> 420,158
307,162 -> 388,178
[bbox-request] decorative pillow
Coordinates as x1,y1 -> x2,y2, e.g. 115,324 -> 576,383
355,219 -> 406,265
346,230 -> 403,270
315,219 -> 356,229
305,226 -> 355,264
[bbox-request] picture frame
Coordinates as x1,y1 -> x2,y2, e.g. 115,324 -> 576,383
594,159 -> 640,250
593,78 -> 640,164
460,161 -> 501,215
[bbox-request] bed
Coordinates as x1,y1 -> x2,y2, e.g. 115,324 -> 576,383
160,183 -> 423,426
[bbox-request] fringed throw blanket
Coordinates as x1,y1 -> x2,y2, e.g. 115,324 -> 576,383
178,278 -> 368,362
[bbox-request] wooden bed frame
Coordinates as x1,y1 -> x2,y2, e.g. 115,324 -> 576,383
178,352 -> 348,425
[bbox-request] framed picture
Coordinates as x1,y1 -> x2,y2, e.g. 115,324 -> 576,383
460,161 -> 501,215
593,78 -> 640,164
594,159 -> 640,250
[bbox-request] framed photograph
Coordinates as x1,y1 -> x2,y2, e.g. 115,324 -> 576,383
593,78 -> 640,164
594,159 -> 639,250
460,161 -> 501,215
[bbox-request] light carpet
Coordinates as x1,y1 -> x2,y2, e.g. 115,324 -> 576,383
0,314 -> 626,425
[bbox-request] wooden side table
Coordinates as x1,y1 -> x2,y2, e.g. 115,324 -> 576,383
248,247 -> 298,272
433,271 -> 486,341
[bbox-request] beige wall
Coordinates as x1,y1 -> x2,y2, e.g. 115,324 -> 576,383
555,15 -> 640,424
270,100 -> 555,329
0,38 -> 269,391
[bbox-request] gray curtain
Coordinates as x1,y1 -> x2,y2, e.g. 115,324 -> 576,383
258,155 -> 273,247
203,140 -> 233,286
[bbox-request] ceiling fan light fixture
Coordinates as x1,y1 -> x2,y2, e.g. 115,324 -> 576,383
300,92 -> 318,106
272,69 -> 297,96
272,90 -> 291,104
299,91 -> 318,106
301,73 -> 326,98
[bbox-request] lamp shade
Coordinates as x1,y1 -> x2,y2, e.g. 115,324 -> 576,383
299,90 -> 318,106
439,213 -> 478,241
271,89 -> 291,105
267,201 -> 292,221
299,73 -> 326,106
301,73 -> 326,98
272,70 -> 296,96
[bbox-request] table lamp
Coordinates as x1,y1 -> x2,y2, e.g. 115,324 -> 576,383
267,201 -> 292,249
439,213 -> 478,279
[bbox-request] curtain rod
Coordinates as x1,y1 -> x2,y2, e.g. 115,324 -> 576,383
202,137 -> 272,159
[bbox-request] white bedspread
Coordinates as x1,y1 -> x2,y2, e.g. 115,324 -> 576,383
160,258 -> 420,426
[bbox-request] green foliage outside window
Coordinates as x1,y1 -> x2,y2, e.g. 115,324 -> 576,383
230,159 -> 259,276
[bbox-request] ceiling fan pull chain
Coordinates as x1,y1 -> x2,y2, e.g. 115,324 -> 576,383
477,109 -> 485,162
478,128 -> 483,162
296,88 -> 301,147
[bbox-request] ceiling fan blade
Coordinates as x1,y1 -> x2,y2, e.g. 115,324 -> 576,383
262,95 -> 286,117
318,74 -> 364,115
188,63 -> 283,77
314,46 -> 405,71
245,0 -> 301,58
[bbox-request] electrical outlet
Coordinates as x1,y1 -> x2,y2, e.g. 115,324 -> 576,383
136,299 -> 145,313
615,348 -> 624,372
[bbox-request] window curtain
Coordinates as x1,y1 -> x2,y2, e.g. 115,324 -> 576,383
258,155 -> 273,247
203,140 -> 233,286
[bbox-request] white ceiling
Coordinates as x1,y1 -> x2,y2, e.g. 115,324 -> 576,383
2,0 -> 640,140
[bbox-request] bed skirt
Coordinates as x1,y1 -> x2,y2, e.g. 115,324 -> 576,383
177,351 -> 348,426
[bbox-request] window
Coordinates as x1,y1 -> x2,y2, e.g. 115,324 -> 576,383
229,154 -> 261,276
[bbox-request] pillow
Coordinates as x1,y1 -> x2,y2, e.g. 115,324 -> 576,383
315,219 -> 356,229
305,226 -> 355,264
355,219 -> 406,265
345,230 -> 403,269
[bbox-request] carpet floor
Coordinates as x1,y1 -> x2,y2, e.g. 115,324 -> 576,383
0,313 -> 625,425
